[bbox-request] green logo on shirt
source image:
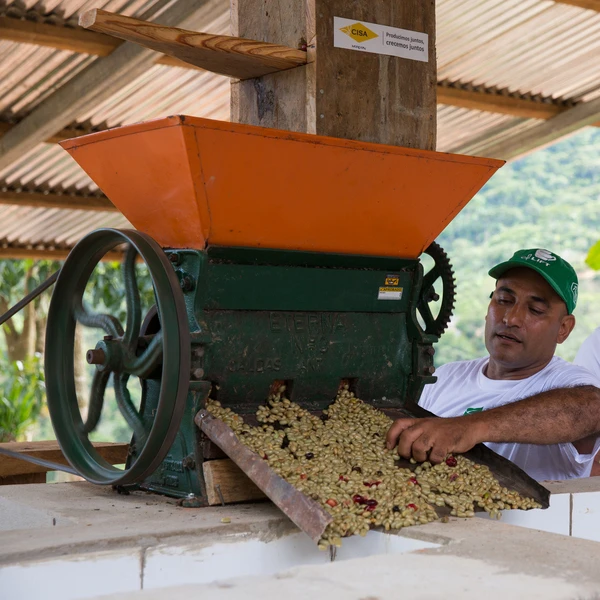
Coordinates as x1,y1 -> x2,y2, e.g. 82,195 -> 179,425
464,407 -> 483,415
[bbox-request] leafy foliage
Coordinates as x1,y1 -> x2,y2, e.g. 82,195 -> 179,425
82,259 -> 155,325
435,127 -> 600,366
0,354 -> 46,442
585,240 -> 600,271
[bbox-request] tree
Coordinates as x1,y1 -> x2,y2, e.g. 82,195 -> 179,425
0,259 -> 61,361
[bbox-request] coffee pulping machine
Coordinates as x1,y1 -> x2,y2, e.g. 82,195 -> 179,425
0,117 -> 549,536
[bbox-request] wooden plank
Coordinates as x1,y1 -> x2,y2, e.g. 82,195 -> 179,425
553,0 -> 600,11
0,246 -> 125,260
0,441 -> 128,477
0,120 -> 109,145
0,0 -> 218,172
232,0 -> 437,150
0,15 -> 116,55
79,9 -> 307,80
437,86 -> 564,120
470,94 -> 600,160
0,473 -> 47,485
203,458 -> 266,505
0,16 -> 206,71
0,189 -> 115,211
4,16 -> 597,131
438,87 -> 600,128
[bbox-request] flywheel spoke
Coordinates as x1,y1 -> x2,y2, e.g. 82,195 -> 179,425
114,373 -> 148,446
126,331 -> 163,378
74,302 -> 124,338
81,369 -> 110,435
123,245 -> 142,350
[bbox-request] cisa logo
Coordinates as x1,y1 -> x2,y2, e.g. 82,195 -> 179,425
571,282 -> 579,305
534,249 -> 556,262
339,22 -> 378,43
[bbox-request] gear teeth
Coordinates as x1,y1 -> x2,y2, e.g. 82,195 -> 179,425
418,241 -> 456,337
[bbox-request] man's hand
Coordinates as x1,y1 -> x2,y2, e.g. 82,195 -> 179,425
385,416 -> 483,463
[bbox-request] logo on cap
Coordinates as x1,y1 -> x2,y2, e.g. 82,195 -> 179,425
571,282 -> 578,305
535,249 -> 556,262
521,249 -> 556,267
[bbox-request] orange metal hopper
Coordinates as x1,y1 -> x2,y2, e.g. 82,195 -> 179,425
60,116 -> 503,258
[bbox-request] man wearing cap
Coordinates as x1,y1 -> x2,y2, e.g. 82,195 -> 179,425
386,248 -> 600,481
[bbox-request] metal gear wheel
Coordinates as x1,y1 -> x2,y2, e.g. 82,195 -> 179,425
416,241 -> 456,337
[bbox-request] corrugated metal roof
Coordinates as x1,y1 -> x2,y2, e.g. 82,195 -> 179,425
0,204 -> 129,248
437,0 -> 600,101
0,0 -> 598,254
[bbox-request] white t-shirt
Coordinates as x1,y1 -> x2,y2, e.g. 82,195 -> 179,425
574,327 -> 600,378
419,356 -> 600,481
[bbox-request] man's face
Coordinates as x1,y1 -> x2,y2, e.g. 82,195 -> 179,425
484,267 -> 575,378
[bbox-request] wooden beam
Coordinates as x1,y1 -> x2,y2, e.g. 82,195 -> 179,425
0,441 -> 128,478
0,246 -> 71,260
232,0 -> 437,150
438,86 -> 600,128
79,9 -> 307,80
468,95 -> 600,160
4,15 -> 596,129
0,120 -> 113,144
0,189 -> 115,211
0,246 -> 125,261
553,0 -> 600,11
0,15 -> 205,71
437,86 -> 564,120
203,458 -> 265,505
0,15 -> 117,54
0,0 -> 218,172
0,473 -> 47,485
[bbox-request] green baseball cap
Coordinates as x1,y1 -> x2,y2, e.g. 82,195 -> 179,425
488,248 -> 578,314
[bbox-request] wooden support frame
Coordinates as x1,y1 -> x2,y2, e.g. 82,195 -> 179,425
0,121 -> 108,145
0,15 -> 203,70
465,94 -> 600,160
79,9 -> 307,80
232,0 -> 437,149
553,0 -> 600,10
0,0 -> 220,172
0,189 -> 115,211
203,458 -> 266,505
0,441 -> 129,484
0,246 -> 125,260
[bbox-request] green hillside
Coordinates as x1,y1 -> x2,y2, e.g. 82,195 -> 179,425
435,127 -> 600,366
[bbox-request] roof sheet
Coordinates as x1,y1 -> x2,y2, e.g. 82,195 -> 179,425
0,0 -> 598,254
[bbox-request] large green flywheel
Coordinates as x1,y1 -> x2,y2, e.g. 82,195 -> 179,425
45,229 -> 190,485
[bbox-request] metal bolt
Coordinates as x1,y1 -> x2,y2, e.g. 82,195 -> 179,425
425,366 -> 436,375
182,455 -> 196,469
86,348 -> 106,365
180,276 -> 194,292
192,368 -> 205,379
425,347 -> 435,356
168,253 -> 181,265
320,114 -> 325,119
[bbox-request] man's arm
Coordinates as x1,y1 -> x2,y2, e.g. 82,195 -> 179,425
386,385 -> 600,464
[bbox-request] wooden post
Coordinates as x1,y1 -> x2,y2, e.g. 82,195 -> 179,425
231,0 -> 436,150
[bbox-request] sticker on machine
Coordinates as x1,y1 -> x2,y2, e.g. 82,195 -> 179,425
333,16 -> 428,62
378,286 -> 403,301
